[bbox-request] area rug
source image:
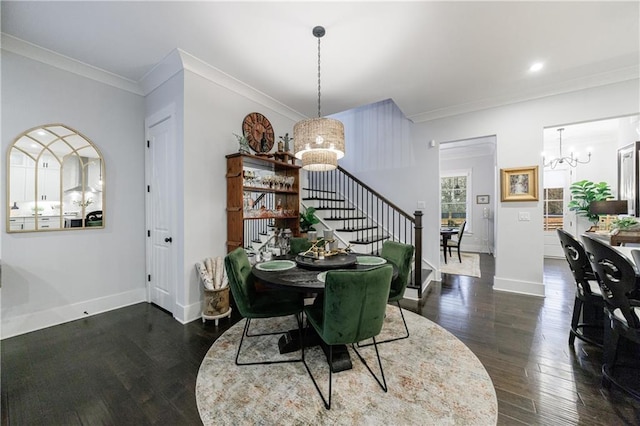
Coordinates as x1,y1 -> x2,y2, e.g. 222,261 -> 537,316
196,305 -> 497,425
440,252 -> 481,278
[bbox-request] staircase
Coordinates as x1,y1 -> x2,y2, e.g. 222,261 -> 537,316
302,166 -> 431,299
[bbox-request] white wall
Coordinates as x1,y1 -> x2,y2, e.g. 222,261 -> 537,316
1,51 -> 146,338
177,68 -> 300,322
332,99 -> 439,271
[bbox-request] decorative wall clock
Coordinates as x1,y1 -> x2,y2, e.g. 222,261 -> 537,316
242,112 -> 275,153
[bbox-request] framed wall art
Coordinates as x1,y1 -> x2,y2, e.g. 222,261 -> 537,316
617,142 -> 639,216
500,166 -> 539,202
476,195 -> 490,204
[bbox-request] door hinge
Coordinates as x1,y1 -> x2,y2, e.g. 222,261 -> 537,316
147,185 -> 150,193
148,274 -> 151,282
147,230 -> 151,237
147,140 -> 150,148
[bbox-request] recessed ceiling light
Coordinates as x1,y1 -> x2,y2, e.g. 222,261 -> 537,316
529,62 -> 544,72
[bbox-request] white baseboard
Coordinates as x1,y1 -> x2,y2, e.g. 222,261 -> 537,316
1,288 -> 147,339
404,276 -> 433,300
460,243 -> 492,254
173,300 -> 203,324
493,276 -> 545,297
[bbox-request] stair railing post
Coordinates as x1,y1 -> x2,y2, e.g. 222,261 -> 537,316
414,210 -> 423,299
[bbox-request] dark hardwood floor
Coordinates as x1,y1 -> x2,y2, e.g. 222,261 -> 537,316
403,255 -> 639,425
2,255 -> 639,425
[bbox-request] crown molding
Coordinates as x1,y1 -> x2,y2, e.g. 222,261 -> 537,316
138,48 -> 184,96
1,33 -> 143,96
175,49 -> 305,122
409,66 -> 640,123
2,34 -> 307,122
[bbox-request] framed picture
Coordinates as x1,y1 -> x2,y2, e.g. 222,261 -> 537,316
476,195 -> 490,204
617,142 -> 639,216
500,166 -> 539,202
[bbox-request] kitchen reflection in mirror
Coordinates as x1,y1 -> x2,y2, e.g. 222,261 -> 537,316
7,124 -> 105,232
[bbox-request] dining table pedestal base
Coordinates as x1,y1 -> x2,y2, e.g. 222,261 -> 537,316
278,329 -> 353,372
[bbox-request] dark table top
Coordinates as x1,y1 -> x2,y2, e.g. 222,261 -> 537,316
251,253 -> 397,293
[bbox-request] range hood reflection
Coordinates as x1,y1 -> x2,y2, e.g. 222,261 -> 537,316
64,156 -> 102,193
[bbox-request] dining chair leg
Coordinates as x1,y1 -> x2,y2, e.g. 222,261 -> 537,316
457,246 -> 462,262
568,297 -> 582,346
302,322 -> 332,409
236,316 -> 303,366
351,336 -> 388,392
358,301 -> 409,347
601,322 -> 619,389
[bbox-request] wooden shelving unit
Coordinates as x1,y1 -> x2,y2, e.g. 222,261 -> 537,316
226,153 -> 300,253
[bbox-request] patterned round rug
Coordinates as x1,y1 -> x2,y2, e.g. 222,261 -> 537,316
196,305 -> 497,425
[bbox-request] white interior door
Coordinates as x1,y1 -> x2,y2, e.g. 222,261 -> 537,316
543,167 -> 572,257
145,107 -> 177,313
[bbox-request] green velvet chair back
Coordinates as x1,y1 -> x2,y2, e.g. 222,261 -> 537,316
381,241 -> 415,302
290,237 -> 312,255
316,265 -> 393,345
224,248 -> 256,317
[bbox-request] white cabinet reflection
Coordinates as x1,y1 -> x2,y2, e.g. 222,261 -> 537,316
7,124 -> 105,232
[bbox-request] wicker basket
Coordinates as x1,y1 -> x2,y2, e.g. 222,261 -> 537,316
203,286 -> 230,316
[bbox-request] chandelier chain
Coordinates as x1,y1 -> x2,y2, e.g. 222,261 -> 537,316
317,36 -> 321,118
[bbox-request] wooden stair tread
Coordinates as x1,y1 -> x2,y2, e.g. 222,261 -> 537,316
336,225 -> 377,232
302,188 -> 336,194
313,207 -> 355,211
325,216 -> 367,221
349,234 -> 390,244
302,197 -> 345,202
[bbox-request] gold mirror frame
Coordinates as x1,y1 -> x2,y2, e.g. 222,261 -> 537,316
7,124 -> 105,232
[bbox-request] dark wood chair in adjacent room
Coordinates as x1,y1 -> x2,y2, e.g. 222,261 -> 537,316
556,228 -> 603,347
302,265 -> 393,409
224,247 -> 304,366
442,220 -> 466,262
581,235 -> 640,400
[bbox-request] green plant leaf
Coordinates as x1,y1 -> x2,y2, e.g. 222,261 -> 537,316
568,179 -> 613,224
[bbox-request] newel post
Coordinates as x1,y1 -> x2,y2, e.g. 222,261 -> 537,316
414,210 -> 423,298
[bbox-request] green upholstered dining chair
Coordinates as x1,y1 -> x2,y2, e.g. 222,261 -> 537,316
289,237 -> 313,255
302,265 -> 393,409
224,247 -> 304,366
358,241 -> 415,346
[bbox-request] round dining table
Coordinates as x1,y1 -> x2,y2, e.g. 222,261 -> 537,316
251,252 -> 396,292
251,252 -> 397,372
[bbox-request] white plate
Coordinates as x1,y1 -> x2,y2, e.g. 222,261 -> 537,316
255,260 -> 296,271
356,256 -> 387,266
317,271 -> 327,282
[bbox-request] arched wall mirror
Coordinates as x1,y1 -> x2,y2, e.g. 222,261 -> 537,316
7,124 -> 105,232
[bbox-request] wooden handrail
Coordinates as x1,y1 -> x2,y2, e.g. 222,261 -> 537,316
305,165 -> 424,297
337,165 -> 415,222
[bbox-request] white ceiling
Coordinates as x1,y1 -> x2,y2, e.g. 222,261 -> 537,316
2,1 -> 639,122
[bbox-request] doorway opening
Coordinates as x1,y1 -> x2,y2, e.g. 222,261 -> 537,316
542,114 -> 640,258
439,135 -> 497,276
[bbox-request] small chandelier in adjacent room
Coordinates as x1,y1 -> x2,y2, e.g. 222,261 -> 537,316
543,127 -> 591,169
294,26 -> 345,171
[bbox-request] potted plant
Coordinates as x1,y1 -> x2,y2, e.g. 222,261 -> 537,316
611,216 -> 640,232
300,206 -> 320,235
567,180 -> 613,228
